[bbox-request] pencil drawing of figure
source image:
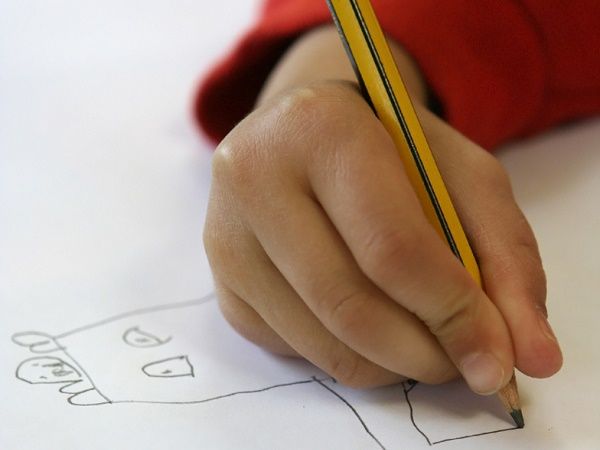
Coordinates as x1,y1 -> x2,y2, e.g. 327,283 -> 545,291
12,293 -> 517,448
17,356 -> 81,384
12,295 -> 322,406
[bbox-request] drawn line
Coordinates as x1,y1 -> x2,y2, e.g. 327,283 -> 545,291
66,388 -> 106,406
405,379 -> 418,393
13,294 -> 518,445
12,331 -> 65,353
141,355 -> 194,378
431,427 -> 520,445
55,293 -> 216,338
110,378 -> 321,405
61,348 -> 112,404
403,381 -> 521,446
14,356 -> 80,385
122,326 -> 172,348
314,377 -> 386,450
403,382 -> 432,446
59,380 -> 88,394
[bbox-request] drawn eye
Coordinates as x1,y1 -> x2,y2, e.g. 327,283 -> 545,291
141,355 -> 194,378
123,326 -> 171,348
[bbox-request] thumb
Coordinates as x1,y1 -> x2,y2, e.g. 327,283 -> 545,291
420,272 -> 516,395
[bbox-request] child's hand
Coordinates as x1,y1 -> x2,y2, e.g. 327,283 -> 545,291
204,81 -> 562,394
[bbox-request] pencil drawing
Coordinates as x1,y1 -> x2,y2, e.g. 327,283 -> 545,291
141,355 -> 195,378
123,326 -> 172,348
12,293 -> 518,447
16,356 -> 81,384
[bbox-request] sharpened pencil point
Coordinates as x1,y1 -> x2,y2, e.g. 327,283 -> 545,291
510,409 -> 525,428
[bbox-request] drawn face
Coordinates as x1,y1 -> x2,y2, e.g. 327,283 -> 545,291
14,299 -> 319,404
16,356 -> 81,384
12,296 -> 516,448
122,327 -> 192,378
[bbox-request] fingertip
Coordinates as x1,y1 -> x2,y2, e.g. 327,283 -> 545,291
460,352 -> 512,395
517,353 -> 563,379
515,315 -> 563,378
516,341 -> 563,379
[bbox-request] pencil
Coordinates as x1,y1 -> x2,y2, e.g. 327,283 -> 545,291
325,0 -> 524,428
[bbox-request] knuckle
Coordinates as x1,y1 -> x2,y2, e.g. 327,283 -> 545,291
326,351 -> 370,388
359,225 -> 420,282
217,290 -> 271,350
280,86 -> 326,117
275,83 -> 365,145
419,362 -> 460,385
280,83 -> 353,116
478,211 -> 547,309
462,144 -> 512,190
212,82 -> 368,190
510,226 -> 548,310
273,86 -> 331,131
500,232 -> 543,280
532,263 -> 548,306
217,292 -> 255,340
511,216 -> 542,262
224,316 -> 262,349
325,287 -> 371,338
281,91 -> 344,146
425,282 -> 479,341
212,138 -> 260,190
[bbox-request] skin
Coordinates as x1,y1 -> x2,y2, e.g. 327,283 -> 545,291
204,26 -> 563,394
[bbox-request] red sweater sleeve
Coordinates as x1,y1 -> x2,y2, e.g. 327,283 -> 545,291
195,0 -> 600,150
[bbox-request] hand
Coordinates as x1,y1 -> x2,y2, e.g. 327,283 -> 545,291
203,81 -> 562,393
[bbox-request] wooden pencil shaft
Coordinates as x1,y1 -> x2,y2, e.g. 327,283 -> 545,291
326,0 -> 522,424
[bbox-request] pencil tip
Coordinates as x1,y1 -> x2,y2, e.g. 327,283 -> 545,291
510,409 -> 525,428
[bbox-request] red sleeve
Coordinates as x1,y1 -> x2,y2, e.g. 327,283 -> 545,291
195,0 -> 600,150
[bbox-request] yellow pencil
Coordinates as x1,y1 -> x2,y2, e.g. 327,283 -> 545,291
326,0 -> 523,428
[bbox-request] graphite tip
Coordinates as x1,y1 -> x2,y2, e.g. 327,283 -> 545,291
510,409 -> 525,428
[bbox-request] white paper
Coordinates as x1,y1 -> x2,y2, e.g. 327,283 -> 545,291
2,2 -> 599,449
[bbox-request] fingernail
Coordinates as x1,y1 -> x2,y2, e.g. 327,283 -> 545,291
460,353 -> 505,395
538,313 -> 557,343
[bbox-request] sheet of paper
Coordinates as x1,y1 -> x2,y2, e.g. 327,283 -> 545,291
1,2 -> 599,449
